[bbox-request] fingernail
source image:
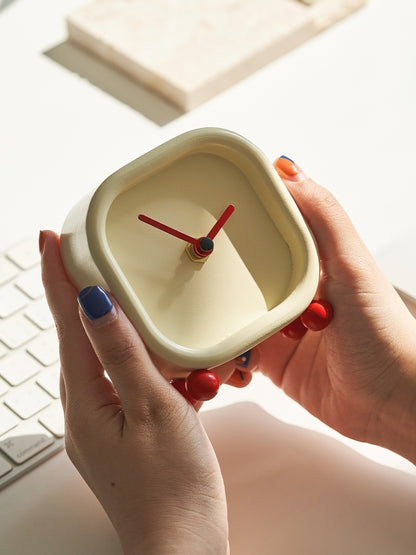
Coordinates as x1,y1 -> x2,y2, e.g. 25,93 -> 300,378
78,286 -> 116,325
273,156 -> 305,180
235,350 -> 252,368
227,369 -> 253,388
39,230 -> 46,255
235,347 -> 259,372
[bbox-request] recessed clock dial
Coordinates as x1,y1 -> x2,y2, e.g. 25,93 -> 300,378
105,153 -> 291,350
61,128 -> 320,369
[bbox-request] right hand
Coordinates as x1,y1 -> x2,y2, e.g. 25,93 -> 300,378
252,157 -> 416,463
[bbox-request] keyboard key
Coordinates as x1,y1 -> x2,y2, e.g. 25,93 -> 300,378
0,351 -> 42,386
15,267 -> 44,300
0,421 -> 54,464
0,314 -> 39,349
0,378 -> 9,397
0,238 -> 66,489
4,384 -> 51,419
39,402 -> 65,438
0,256 -> 19,286
0,403 -> 20,436
37,365 -> 60,399
6,239 -> 40,270
0,342 -> 8,359
0,284 -> 29,318
26,329 -> 59,366
25,299 -> 54,330
0,455 -> 12,477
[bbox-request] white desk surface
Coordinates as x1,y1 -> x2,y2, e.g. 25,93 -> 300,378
1,0 -> 416,553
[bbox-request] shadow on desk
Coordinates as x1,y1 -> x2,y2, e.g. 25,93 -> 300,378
44,41 -> 183,127
2,403 -> 415,554
202,403 -> 416,555
0,0 -> 16,12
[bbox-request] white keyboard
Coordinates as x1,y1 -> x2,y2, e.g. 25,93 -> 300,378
0,238 -> 64,489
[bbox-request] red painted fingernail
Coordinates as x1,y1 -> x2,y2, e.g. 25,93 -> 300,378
280,316 -> 308,340
39,230 -> 46,255
300,300 -> 333,331
186,370 -> 220,401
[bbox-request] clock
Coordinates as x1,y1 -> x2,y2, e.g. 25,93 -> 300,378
60,128 -> 320,373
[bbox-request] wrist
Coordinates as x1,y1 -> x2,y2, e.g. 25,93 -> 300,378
122,524 -> 229,555
118,503 -> 229,555
375,365 -> 416,465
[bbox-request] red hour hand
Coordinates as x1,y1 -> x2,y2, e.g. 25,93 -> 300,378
138,214 -> 197,245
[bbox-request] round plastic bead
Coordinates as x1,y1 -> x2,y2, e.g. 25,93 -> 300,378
186,370 -> 220,401
300,300 -> 333,331
280,317 -> 307,340
171,378 -> 198,406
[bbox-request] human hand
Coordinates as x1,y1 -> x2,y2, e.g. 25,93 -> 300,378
40,230 -> 230,554
254,157 -> 416,463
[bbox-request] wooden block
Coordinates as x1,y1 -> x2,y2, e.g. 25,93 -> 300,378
67,0 -> 367,111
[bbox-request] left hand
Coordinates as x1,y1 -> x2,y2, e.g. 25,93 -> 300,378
41,230 -> 230,554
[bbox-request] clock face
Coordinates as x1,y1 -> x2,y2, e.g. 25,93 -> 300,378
62,128 -> 319,369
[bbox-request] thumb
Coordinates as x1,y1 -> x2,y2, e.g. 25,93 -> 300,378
273,156 -> 379,289
77,286 -> 174,415
273,156 -> 416,344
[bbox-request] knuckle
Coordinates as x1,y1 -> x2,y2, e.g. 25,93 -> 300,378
129,389 -> 184,435
312,186 -> 339,212
54,312 -> 80,345
98,334 -> 138,369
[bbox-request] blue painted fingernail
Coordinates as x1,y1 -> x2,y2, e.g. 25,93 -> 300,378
235,350 -> 251,368
78,286 -> 113,320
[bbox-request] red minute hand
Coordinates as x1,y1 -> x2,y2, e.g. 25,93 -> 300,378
138,214 -> 197,245
207,204 -> 235,239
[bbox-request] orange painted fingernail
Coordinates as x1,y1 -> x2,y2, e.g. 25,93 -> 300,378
273,155 -> 299,177
227,369 -> 253,388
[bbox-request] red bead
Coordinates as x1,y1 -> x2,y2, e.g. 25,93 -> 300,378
300,300 -> 333,331
171,379 -> 198,406
186,370 -> 220,401
280,316 -> 307,340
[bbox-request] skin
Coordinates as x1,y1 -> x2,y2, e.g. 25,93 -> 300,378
268,162 -> 416,462
41,229 -> 232,554
40,161 -> 416,553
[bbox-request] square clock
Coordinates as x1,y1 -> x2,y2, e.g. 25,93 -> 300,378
61,128 -> 320,370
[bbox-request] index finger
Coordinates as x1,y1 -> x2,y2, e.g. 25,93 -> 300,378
77,285 -> 177,416
40,231 -> 104,403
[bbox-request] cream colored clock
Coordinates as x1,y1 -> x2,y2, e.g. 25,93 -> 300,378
61,128 -> 320,371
